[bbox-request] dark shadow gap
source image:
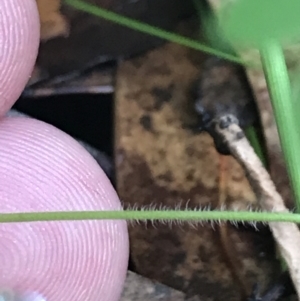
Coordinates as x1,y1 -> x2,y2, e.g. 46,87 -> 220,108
13,94 -> 113,156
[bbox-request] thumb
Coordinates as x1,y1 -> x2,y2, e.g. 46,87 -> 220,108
0,117 -> 129,301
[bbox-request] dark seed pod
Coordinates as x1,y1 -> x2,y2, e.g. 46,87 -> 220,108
192,56 -> 259,154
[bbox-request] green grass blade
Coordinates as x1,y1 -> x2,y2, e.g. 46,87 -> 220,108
64,0 -> 247,65
245,126 -> 268,168
260,40 -> 300,211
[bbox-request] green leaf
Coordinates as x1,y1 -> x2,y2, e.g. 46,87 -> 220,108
219,0 -> 300,47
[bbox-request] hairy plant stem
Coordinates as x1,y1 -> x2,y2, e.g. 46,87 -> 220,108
0,210 -> 299,224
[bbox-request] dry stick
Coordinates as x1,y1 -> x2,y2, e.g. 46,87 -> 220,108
215,115 -> 300,298
217,155 -> 249,298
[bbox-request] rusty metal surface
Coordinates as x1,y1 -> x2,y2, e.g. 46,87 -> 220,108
114,24 -> 278,300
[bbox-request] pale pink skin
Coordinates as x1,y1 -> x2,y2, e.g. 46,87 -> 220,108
0,1 -> 129,300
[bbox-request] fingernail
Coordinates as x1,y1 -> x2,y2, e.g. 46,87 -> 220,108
0,288 -> 16,301
19,292 -> 46,301
0,288 -> 46,301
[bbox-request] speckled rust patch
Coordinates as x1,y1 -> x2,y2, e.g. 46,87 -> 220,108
115,38 -> 279,300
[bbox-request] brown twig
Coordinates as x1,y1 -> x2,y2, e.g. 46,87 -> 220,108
217,155 -> 249,299
214,114 -> 300,299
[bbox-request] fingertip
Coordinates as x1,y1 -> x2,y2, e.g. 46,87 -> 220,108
0,117 -> 129,301
0,0 -> 40,115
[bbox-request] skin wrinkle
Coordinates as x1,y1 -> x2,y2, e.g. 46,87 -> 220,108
0,117 -> 129,300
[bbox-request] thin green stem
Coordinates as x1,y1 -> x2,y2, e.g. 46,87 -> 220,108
64,0 -> 247,66
245,126 -> 268,168
0,210 -> 299,224
260,40 -> 300,212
